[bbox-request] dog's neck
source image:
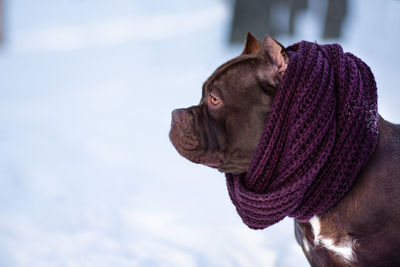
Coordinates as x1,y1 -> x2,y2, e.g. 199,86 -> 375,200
226,41 -> 379,229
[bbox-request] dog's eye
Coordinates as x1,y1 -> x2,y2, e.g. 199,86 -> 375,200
209,95 -> 220,105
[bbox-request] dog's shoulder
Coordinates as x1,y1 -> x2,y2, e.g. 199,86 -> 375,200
298,116 -> 400,266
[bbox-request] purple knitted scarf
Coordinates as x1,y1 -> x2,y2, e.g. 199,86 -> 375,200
226,41 -> 378,229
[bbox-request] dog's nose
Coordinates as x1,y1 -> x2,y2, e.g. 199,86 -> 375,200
171,108 -> 187,124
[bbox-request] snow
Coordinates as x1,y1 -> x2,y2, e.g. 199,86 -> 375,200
0,0 -> 398,266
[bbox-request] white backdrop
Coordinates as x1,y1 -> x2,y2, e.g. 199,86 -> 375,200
0,0 -> 399,266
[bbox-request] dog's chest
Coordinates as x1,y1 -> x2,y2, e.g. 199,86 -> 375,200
296,216 -> 358,266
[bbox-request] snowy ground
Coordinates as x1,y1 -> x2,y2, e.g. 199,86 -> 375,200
0,0 -> 399,266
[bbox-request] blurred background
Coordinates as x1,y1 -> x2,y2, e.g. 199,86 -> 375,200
0,0 -> 399,266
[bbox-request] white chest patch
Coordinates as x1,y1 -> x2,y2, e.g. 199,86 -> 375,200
309,216 -> 357,264
302,237 -> 310,253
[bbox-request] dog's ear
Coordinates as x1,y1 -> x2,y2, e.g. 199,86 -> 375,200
257,36 -> 288,80
241,32 -> 262,55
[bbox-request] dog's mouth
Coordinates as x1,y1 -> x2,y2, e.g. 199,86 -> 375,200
169,126 -> 224,169
217,160 -> 250,174
169,108 -> 226,169
169,109 -> 201,151
169,123 -> 200,151
202,159 -> 224,168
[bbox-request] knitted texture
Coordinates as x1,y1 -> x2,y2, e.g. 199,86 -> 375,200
225,41 -> 378,229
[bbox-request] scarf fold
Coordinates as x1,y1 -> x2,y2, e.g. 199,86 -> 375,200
226,41 -> 378,229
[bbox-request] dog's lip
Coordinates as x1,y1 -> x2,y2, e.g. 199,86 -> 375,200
170,136 -> 200,151
177,143 -> 200,151
169,124 -> 201,151
170,120 -> 180,129
170,119 -> 181,128
203,161 -> 223,168
217,161 -> 250,174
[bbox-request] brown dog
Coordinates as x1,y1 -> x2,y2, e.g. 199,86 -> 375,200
169,33 -> 400,266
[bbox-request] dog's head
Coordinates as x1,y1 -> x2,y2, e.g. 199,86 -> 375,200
169,33 -> 288,174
